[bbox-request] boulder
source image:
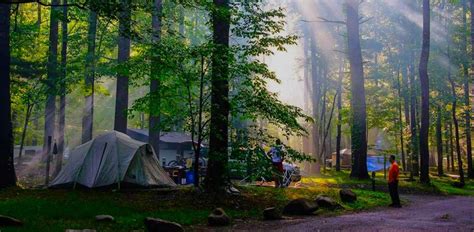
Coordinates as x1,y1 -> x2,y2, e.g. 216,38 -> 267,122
263,207 -> 282,220
0,215 -> 23,227
283,198 -> 318,215
315,195 -> 342,210
340,189 -> 357,203
208,208 -> 231,227
95,215 -> 114,222
144,217 -> 184,232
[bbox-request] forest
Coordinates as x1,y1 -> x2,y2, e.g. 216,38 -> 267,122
0,0 -> 473,231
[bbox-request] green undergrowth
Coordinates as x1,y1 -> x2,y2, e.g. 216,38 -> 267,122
1,171 -> 472,231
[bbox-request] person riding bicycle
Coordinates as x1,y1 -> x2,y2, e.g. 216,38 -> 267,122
267,139 -> 286,188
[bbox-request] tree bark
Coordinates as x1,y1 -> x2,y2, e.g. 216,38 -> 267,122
149,0 -> 163,159
43,0 -> 60,158
346,0 -> 369,179
0,3 -> 16,188
205,0 -> 231,192
436,106 -> 443,176
114,0 -> 131,133
82,10 -> 97,143
418,0 -> 431,184
449,122 -> 455,171
465,0 -> 474,178
336,64 -> 343,172
445,123 -> 450,172
54,0 -> 68,177
396,66 -> 406,170
311,39 -> 321,173
449,78 -> 465,185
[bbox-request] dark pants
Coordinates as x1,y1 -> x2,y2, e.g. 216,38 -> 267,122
388,180 -> 400,206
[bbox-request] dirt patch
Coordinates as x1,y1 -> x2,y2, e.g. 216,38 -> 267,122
227,195 -> 474,232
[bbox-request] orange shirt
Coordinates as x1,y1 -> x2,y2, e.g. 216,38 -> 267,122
388,161 -> 399,183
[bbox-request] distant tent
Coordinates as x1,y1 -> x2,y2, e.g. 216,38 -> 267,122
49,131 -> 176,188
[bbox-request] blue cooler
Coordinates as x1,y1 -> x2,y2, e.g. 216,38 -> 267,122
186,170 -> 195,185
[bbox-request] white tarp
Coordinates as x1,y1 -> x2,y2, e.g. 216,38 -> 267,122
50,131 -> 176,188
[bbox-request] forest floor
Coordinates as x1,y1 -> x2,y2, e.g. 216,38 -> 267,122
0,171 -> 473,232
230,195 -> 474,232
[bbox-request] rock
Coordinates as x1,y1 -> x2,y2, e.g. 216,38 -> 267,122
0,215 -> 23,227
339,189 -> 357,203
144,217 -> 184,232
263,207 -> 282,220
208,208 -> 231,227
283,198 -> 318,215
315,195 -> 343,210
95,215 -> 114,222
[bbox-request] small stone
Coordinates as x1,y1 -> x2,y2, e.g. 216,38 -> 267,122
339,189 -> 357,203
263,207 -> 282,220
208,208 -> 231,227
144,217 -> 184,232
0,215 -> 23,227
315,195 -> 343,210
283,198 -> 318,215
95,215 -> 114,222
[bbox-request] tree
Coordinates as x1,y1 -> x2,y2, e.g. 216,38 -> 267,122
205,0 -> 231,191
419,0 -> 430,184
346,0 -> 369,179
0,3 -> 16,189
82,9 -> 97,143
43,0 -> 60,156
336,64 -> 343,172
436,106 -> 443,176
466,0 -> 474,178
449,72 -> 465,186
149,0 -> 163,158
55,0 -> 68,177
114,0 -> 131,133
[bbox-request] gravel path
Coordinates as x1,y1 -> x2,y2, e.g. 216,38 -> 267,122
229,195 -> 474,232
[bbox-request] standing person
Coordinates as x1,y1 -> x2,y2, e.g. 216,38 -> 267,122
388,155 -> 401,208
268,139 -> 286,188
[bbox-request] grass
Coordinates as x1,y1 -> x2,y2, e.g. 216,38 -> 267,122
1,171 -> 472,231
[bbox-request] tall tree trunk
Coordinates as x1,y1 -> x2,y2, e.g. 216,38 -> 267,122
205,0 -> 231,192
449,122 -> 455,171
466,0 -> 474,178
419,0 -> 431,184
409,56 -> 420,178
43,0 -> 60,159
114,0 -> 131,133
336,64 -> 343,172
150,0 -> 163,159
82,10 -> 97,143
55,0 -> 68,177
445,123 -> 450,172
0,4 -> 16,188
449,78 -> 465,185
397,66 -> 407,170
18,105 -> 33,161
346,0 -> 369,179
436,106 -> 443,176
311,39 -> 321,173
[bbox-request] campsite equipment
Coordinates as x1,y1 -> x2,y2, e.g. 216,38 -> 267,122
165,166 -> 186,184
49,131 -> 176,188
186,170 -> 195,184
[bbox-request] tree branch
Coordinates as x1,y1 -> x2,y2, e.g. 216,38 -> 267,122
0,0 -> 86,9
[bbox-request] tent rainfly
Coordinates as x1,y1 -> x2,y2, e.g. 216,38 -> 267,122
49,131 -> 176,188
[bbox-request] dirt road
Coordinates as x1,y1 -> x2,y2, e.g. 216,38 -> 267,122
230,195 -> 474,232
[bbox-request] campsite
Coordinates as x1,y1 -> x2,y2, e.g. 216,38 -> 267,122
1,0 -> 474,231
